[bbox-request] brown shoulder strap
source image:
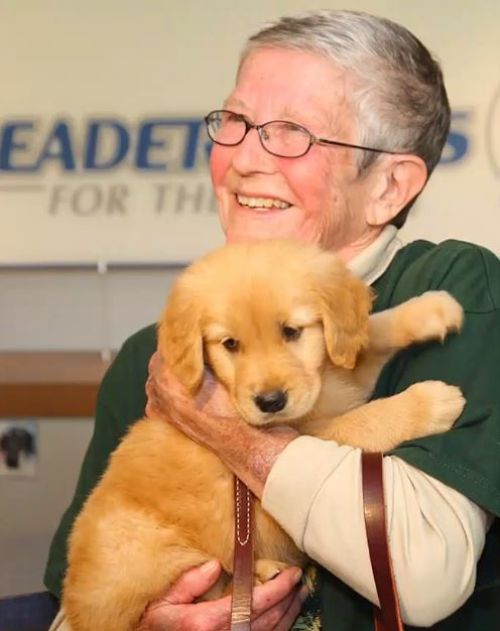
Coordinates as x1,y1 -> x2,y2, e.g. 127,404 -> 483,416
362,451 -> 404,631
230,476 -> 255,631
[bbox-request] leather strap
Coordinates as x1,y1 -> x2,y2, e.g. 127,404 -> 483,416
230,476 -> 255,630
362,452 -> 404,631
230,455 -> 402,631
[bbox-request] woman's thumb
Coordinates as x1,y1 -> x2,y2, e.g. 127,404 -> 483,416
164,560 -> 222,605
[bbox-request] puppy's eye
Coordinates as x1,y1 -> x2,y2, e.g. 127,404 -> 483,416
222,337 -> 239,352
282,325 -> 302,342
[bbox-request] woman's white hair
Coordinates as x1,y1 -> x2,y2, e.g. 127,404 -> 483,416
241,10 -> 450,224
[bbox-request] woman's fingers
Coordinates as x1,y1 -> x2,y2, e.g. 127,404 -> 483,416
162,560 -> 223,605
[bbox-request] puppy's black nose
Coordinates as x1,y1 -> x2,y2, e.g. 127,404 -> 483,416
254,390 -> 288,413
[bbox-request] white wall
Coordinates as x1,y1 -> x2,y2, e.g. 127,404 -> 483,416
0,420 -> 92,596
0,268 -> 178,351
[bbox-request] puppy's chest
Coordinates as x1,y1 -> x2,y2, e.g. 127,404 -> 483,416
207,491 -> 303,570
312,365 -> 370,419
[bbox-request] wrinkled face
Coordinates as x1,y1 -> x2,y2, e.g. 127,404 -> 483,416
203,297 -> 327,426
210,47 -> 377,259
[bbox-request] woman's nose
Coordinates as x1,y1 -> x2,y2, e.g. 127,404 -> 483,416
229,127 -> 277,175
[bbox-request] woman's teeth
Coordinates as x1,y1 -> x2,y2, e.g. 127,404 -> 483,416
237,195 -> 290,210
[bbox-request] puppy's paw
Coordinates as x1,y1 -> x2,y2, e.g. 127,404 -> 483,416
254,559 -> 290,585
396,291 -> 463,346
407,380 -> 465,436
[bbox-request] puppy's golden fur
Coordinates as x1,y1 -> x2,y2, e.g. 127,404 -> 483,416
63,240 -> 465,631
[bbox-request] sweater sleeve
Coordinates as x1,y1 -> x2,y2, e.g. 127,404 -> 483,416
262,437 -> 491,627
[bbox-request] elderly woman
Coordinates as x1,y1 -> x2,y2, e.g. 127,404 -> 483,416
46,10 -> 499,631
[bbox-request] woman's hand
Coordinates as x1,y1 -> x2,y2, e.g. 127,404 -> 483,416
145,350 -> 298,498
146,351 -> 239,434
137,560 -> 308,631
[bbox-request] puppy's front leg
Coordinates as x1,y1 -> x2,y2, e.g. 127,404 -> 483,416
352,291 -> 463,394
303,381 -> 465,452
366,291 -> 463,354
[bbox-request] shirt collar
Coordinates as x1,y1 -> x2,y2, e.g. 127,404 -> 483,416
347,225 -> 403,285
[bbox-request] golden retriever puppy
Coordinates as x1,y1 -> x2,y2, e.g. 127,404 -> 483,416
63,240 -> 465,631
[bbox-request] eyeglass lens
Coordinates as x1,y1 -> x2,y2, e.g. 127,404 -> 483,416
207,111 -> 311,157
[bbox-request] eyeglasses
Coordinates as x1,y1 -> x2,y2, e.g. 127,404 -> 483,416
204,109 -> 399,159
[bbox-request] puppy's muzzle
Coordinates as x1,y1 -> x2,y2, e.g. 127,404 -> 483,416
253,390 -> 288,413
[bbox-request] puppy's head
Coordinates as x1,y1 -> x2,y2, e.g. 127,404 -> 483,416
158,240 -> 372,426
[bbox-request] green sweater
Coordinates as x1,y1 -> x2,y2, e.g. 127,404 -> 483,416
45,239 -> 500,630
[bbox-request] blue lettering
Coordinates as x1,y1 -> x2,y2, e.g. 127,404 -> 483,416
0,115 -> 236,173
84,120 -> 129,170
136,120 -> 170,170
35,121 -> 76,171
440,111 -> 470,165
135,119 -> 211,171
182,119 -> 211,169
0,121 -> 37,171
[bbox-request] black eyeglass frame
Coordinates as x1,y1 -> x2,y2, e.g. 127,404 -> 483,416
204,109 -> 400,158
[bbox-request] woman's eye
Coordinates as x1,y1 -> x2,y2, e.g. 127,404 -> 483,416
282,326 -> 302,342
222,337 -> 239,352
226,112 -> 245,122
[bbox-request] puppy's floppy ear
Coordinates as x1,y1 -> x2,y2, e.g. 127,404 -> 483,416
315,254 -> 373,370
157,273 -> 204,394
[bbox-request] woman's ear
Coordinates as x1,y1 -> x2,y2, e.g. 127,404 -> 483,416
157,274 -> 205,394
315,254 -> 373,370
365,154 -> 428,227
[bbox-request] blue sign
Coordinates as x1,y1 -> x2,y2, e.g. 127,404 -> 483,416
0,118 -> 212,173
